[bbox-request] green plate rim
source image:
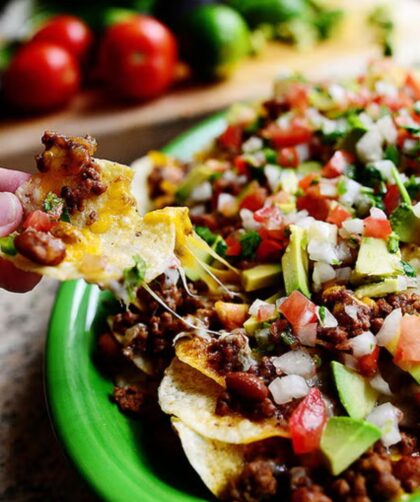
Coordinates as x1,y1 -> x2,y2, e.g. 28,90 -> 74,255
45,112 -> 226,502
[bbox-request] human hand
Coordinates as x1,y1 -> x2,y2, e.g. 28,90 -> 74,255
0,167 -> 41,292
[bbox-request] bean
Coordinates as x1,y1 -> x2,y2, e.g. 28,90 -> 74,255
225,371 -> 269,402
15,229 -> 66,266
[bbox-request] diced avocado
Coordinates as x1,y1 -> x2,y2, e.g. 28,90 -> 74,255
395,491 -> 420,502
354,276 -> 407,299
320,417 -> 381,475
297,161 -> 322,175
279,169 -> 298,193
353,237 -> 403,282
241,264 -> 282,292
331,362 -> 378,419
281,225 -> 310,298
244,292 -> 280,334
176,165 -> 213,202
390,203 -> 420,245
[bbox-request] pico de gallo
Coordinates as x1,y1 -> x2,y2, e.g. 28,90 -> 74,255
99,61 -> 420,502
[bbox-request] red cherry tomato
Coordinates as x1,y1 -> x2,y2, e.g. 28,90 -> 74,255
22,210 -> 56,232
278,290 -> 317,331
4,42 -> 80,112
32,15 -> 93,62
289,388 -> 328,454
219,125 -> 243,151
239,187 -> 267,212
363,216 -> 392,239
322,151 -> 354,178
327,203 -> 352,227
358,346 -> 380,377
99,15 -> 178,100
256,238 -> 284,262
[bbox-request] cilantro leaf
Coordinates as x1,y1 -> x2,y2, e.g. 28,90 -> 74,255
195,226 -> 217,246
214,237 -> 227,258
0,236 -> 17,256
239,230 -> 261,259
401,261 -> 416,277
123,255 -> 147,301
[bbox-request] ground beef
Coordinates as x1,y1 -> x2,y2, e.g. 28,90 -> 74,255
225,460 -> 277,502
381,292 -> 420,315
322,287 -> 371,334
113,385 -> 145,416
208,332 -> 249,374
316,326 -> 350,351
393,456 -> 420,493
290,467 -> 332,502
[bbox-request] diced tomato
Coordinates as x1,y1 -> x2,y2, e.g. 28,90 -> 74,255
394,315 -> 420,363
254,205 -> 281,224
322,151 -> 354,178
265,122 -> 312,149
285,83 -> 309,110
383,184 -> 401,215
289,388 -> 327,455
22,210 -> 56,232
256,238 -> 284,262
240,187 -> 267,212
225,236 -> 241,257
405,72 -> 420,100
215,301 -> 249,330
358,345 -> 380,377
298,173 -> 319,191
218,125 -> 242,151
278,290 -> 317,331
278,147 -> 299,168
327,203 -> 352,227
234,155 -> 249,176
297,186 -> 330,221
363,216 -> 392,239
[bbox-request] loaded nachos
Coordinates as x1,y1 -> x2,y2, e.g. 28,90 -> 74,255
2,60 -> 420,501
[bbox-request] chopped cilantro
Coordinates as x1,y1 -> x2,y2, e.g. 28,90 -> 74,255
401,261 -> 416,277
0,236 -> 17,256
318,305 -> 326,323
262,148 -> 277,164
347,113 -> 369,132
214,237 -> 227,258
312,354 -> 323,368
43,192 -> 63,213
402,123 -> 420,136
387,233 -> 399,254
239,230 -> 261,259
280,329 -> 297,347
384,144 -> 399,165
60,207 -> 71,223
123,255 -> 147,302
337,177 -> 347,196
195,226 -> 217,246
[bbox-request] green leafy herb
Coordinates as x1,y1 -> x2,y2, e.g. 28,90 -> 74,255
347,113 -> 369,132
43,192 -> 63,213
384,144 -> 400,165
337,177 -> 347,196
195,226 -> 217,246
263,147 -> 277,164
318,305 -> 326,323
123,255 -> 147,302
239,230 -> 261,259
390,165 -> 412,206
0,236 -> 17,256
214,237 -> 227,258
401,260 -> 416,277
387,232 -> 399,254
280,329 -> 298,347
312,354 -> 323,368
60,207 -> 71,223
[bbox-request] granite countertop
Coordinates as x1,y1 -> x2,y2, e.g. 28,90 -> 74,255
0,279 -> 98,501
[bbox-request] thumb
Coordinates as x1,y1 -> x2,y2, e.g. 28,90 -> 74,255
0,193 -> 23,237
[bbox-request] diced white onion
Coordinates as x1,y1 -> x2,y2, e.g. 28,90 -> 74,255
217,193 -> 236,216
345,304 -> 359,321
296,322 -> 318,347
308,221 -> 337,244
343,353 -> 358,370
280,170 -> 298,194
371,160 -> 395,182
356,128 -> 383,164
189,205 -> 206,216
249,299 -> 269,317
376,308 -> 402,346
413,202 -> 420,218
336,241 -> 352,262
366,403 -> 401,447
328,84 -> 347,105
240,208 -> 261,231
369,207 -> 387,220
336,267 -> 352,282
313,262 -> 336,287
308,240 -> 339,264
376,114 -> 397,144
375,81 -> 398,98
295,143 -> 310,162
164,268 -> 180,287
320,182 -> 337,197
242,136 -> 263,153
340,178 -> 362,206
268,375 -> 310,404
369,373 -> 392,396
350,331 -> 376,357
316,306 -> 338,328
271,350 -> 316,378
342,218 -> 364,235
264,164 -> 282,192
190,181 -> 212,202
403,138 -> 417,154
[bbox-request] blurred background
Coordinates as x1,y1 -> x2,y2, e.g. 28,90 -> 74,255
0,0 -> 419,169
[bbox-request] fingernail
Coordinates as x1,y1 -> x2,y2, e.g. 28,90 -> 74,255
0,193 -> 23,236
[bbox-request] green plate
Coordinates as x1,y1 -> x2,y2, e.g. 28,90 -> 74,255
45,113 -> 226,502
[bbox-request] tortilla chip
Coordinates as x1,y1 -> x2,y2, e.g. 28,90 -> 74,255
175,337 -> 226,388
171,418 -> 246,497
158,358 -> 289,444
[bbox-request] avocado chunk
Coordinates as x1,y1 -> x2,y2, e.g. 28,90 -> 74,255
241,264 -> 282,292
281,225 -> 310,298
331,362 -> 378,419
390,203 -> 420,245
354,276 -> 408,299
353,237 -> 403,282
176,165 -> 213,202
244,292 -> 280,334
297,161 -> 322,175
320,417 -> 381,475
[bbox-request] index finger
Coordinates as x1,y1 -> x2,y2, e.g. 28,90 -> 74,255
0,167 -> 30,192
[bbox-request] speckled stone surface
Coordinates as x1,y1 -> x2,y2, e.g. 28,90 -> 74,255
0,279 -> 98,501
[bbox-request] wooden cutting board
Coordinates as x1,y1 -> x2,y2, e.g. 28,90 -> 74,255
1,0 -> 419,171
